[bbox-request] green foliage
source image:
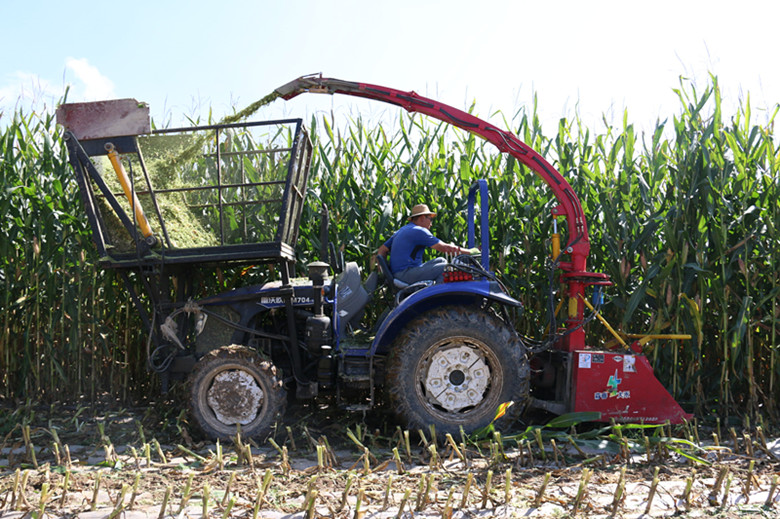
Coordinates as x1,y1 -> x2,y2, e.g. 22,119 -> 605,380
0,108 -> 148,400
1,76 -> 778,425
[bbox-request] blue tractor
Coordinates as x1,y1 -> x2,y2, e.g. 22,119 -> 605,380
57,99 -> 530,440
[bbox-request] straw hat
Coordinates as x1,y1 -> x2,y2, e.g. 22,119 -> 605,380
409,203 -> 437,220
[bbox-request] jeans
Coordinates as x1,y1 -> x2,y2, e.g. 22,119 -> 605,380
394,257 -> 447,284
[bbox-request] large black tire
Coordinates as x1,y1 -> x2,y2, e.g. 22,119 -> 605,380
385,307 -> 529,437
189,345 -> 286,440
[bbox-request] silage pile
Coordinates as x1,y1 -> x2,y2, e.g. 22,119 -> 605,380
93,91 -> 283,254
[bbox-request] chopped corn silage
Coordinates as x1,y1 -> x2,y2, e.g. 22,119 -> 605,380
92,90 -> 287,253
94,133 -> 221,252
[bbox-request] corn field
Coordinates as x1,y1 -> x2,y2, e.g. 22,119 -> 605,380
0,77 -> 778,425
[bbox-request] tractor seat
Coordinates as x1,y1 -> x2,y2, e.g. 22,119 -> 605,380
376,255 -> 434,306
376,255 -> 410,291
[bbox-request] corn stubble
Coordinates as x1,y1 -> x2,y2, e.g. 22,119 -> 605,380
0,417 -> 778,517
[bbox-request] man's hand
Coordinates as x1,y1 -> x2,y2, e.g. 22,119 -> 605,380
467,247 -> 481,256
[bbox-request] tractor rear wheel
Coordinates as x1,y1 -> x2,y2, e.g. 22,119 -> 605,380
385,307 -> 528,437
189,345 -> 286,440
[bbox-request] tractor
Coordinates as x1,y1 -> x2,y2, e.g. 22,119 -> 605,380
56,75 -> 691,440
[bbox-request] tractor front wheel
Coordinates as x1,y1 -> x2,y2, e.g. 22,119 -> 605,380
386,307 -> 529,437
188,345 -> 286,440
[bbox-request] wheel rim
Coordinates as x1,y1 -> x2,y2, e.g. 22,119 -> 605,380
203,365 -> 266,427
417,337 -> 500,414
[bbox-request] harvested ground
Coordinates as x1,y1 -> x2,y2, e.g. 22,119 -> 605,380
0,398 -> 778,518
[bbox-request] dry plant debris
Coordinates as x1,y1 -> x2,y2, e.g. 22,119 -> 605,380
0,401 -> 778,518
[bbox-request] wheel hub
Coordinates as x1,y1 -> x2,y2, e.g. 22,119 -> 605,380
206,369 -> 264,425
424,343 -> 489,412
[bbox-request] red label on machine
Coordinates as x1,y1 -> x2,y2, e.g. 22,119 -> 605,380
572,351 -> 692,424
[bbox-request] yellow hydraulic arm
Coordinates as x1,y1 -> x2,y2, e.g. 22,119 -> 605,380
104,142 -> 155,242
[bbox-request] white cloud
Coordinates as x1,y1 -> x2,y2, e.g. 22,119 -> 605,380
0,71 -> 60,114
65,57 -> 115,101
0,59 -> 116,119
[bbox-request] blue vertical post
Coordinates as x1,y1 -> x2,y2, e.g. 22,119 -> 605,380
467,180 -> 490,271
467,187 -> 476,248
478,180 -> 489,270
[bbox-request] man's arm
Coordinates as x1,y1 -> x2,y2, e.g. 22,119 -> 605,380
372,243 -> 390,270
431,241 -> 474,255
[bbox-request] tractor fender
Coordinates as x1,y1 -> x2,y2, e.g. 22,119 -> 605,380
370,280 -> 521,355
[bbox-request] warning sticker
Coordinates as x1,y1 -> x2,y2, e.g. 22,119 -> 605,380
579,353 -> 592,369
623,355 -> 636,373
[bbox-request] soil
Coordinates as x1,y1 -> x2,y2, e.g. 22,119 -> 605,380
0,397 -> 777,518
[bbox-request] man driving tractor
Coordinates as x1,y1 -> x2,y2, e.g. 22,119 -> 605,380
377,203 -> 478,284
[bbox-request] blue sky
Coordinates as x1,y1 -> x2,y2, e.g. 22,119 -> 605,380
2,0 -> 779,136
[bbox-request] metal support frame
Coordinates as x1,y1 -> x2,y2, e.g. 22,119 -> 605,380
61,116 -> 314,387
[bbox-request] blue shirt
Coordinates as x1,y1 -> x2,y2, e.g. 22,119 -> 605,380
383,223 -> 440,274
